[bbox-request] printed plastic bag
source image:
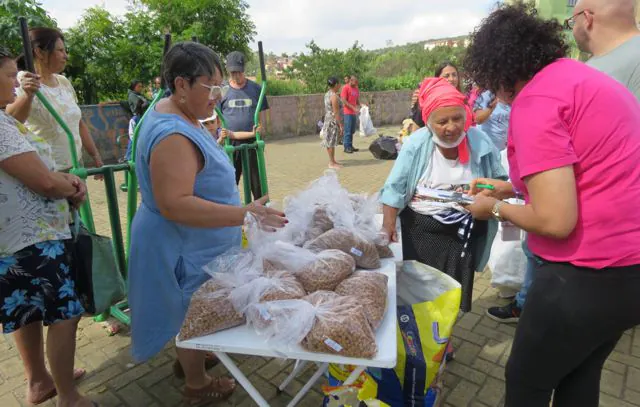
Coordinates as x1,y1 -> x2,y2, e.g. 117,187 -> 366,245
488,226 -> 526,290
359,105 -> 377,137
324,261 -> 460,406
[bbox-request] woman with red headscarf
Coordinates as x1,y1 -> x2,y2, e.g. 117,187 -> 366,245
380,78 -> 506,311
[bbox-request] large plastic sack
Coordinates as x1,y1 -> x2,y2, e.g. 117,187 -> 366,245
369,136 -> 398,160
359,105 -> 377,137
326,261 -> 460,407
487,227 -> 526,290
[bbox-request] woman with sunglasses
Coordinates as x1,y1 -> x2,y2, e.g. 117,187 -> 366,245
127,42 -> 286,405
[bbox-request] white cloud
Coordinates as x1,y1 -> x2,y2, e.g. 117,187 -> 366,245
39,0 -> 495,54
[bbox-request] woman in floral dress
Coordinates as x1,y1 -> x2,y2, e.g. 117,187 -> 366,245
0,49 -> 96,407
320,77 -> 343,169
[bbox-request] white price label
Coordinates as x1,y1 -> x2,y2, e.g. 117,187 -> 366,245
350,247 -> 363,257
324,338 -> 343,352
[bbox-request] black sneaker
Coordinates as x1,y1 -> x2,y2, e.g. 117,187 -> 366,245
486,301 -> 522,324
352,147 -> 360,152
344,148 -> 354,154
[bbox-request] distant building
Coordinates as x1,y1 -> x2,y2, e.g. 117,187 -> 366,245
423,37 -> 470,51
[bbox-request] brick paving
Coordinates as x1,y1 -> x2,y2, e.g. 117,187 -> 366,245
1,127 -> 639,407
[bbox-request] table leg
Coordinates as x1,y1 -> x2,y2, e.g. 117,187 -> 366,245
343,366 -> 366,385
214,352 -> 270,407
278,360 -> 309,393
286,362 -> 329,407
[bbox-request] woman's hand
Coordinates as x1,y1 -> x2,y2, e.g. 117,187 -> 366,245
19,72 -> 41,97
62,173 -> 87,209
92,153 -> 104,181
465,195 -> 498,220
382,220 -> 398,243
469,178 -> 514,200
246,195 -> 287,230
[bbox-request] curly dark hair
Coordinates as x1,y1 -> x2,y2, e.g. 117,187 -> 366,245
463,2 -> 568,95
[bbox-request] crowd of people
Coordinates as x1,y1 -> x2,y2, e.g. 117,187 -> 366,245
0,0 -> 639,406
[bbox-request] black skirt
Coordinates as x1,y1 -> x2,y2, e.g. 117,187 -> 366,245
400,207 -> 487,312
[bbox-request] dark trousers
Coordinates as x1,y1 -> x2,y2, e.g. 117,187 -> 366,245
233,138 -> 262,201
505,260 -> 640,407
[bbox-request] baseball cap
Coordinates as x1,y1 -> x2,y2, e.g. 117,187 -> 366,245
226,51 -> 245,73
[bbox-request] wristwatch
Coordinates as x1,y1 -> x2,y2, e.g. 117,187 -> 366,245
491,201 -> 504,222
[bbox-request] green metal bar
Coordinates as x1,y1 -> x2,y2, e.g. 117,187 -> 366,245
241,149 -> 252,205
110,303 -> 131,326
102,169 -> 127,279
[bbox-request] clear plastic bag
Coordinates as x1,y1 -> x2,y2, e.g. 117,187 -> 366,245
179,281 -> 244,340
335,271 -> 389,330
229,270 -> 306,313
294,249 -> 355,292
246,299 -> 316,348
261,241 -> 319,272
304,227 -> 381,270
302,291 -> 378,358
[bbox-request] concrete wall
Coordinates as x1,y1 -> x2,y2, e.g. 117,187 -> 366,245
81,90 -> 412,164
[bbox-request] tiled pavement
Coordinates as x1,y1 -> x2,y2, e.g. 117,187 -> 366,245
2,127 -> 639,407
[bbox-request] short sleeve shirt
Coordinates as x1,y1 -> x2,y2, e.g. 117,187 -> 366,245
341,85 -> 360,115
16,72 -> 83,170
219,80 -> 269,133
0,110 -> 71,257
474,90 -> 511,151
507,59 -> 640,268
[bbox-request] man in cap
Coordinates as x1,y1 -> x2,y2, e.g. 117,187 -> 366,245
219,51 -> 270,200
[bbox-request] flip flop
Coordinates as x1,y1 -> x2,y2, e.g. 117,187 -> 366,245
31,368 -> 87,405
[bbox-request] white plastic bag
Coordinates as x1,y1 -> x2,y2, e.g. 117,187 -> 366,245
229,270 -> 305,313
246,299 -> 316,348
487,225 -> 526,290
358,106 -> 376,137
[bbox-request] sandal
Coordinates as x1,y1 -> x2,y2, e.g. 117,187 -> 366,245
31,368 -> 87,405
173,354 -> 220,379
183,376 -> 236,406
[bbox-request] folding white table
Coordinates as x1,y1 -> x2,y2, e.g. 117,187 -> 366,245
176,258 -> 398,407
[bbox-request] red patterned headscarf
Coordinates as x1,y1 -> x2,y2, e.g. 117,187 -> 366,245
418,77 -> 472,164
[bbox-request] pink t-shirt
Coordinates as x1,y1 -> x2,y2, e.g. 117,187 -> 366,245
507,58 -> 640,269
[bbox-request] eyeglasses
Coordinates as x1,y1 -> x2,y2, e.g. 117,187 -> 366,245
564,10 -> 589,30
199,83 -> 228,100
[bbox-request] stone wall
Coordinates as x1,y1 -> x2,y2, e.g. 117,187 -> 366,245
80,90 -> 412,164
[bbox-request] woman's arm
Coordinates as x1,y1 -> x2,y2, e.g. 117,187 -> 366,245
331,94 -> 343,129
79,120 -> 103,167
6,93 -> 34,124
150,134 -> 249,228
1,152 -> 78,199
382,204 -> 400,242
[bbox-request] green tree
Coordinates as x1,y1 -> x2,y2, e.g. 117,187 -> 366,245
138,0 -> 256,57
0,0 -> 56,55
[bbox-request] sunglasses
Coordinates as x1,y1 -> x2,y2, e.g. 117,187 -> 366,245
564,10 -> 589,30
199,83 -> 228,100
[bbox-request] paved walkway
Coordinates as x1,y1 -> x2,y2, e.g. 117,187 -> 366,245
1,128 -> 639,407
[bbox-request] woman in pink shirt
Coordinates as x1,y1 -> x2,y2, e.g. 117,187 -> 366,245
463,4 -> 640,407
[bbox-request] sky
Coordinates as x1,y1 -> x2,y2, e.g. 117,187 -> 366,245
40,0 -> 497,54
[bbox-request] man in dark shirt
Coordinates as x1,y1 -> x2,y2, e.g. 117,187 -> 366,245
219,51 -> 269,200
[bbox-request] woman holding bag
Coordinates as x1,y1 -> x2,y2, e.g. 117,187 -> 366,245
0,49 -> 95,407
464,4 -> 640,406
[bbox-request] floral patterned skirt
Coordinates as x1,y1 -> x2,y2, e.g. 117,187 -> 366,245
0,240 -> 84,334
320,114 -> 340,148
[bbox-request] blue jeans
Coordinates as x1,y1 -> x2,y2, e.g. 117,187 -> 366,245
343,114 -> 356,149
125,139 -> 133,161
515,237 -> 543,309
